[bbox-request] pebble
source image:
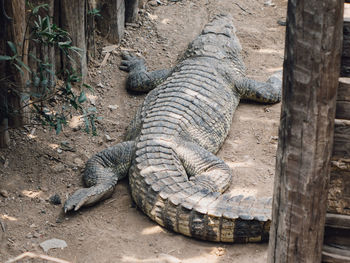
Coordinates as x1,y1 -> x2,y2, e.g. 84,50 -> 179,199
0,189 -> 9,198
53,163 -> 65,173
49,194 -> 62,205
105,134 -> 113,142
108,105 -> 118,111
33,232 -> 41,238
215,247 -> 226,256
40,238 -> 67,252
149,0 -> 158,6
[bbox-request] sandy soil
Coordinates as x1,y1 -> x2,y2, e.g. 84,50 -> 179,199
0,0 -> 287,262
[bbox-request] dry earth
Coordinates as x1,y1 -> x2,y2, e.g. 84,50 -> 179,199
0,0 -> 287,262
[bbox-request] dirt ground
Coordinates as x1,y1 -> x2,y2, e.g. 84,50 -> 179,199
0,0 -> 287,262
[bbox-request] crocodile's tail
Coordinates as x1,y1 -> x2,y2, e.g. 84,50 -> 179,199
130,140 -> 272,243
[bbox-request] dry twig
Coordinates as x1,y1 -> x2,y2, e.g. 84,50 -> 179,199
5,252 -> 71,263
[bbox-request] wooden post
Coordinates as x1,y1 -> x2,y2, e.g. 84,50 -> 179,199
125,0 -> 138,23
0,0 -> 28,148
96,0 -> 125,43
267,0 -> 344,262
60,0 -> 88,79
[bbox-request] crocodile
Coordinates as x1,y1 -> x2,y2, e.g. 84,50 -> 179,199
64,14 -> 282,243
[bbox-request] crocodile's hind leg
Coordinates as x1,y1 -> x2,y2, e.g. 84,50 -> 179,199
175,141 -> 232,193
119,52 -> 172,92
64,141 -> 135,212
237,71 -> 282,103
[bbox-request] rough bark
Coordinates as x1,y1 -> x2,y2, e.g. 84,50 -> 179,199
125,0 -> 138,23
267,0 -> 344,262
0,0 -> 28,147
96,0 -> 125,43
60,0 -> 88,79
323,214 -> 350,262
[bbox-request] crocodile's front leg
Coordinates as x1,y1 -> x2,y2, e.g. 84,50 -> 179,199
120,52 -> 172,92
64,141 -> 135,212
236,71 -> 282,103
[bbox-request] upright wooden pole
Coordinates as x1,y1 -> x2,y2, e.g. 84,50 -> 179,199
267,1 -> 344,262
60,0 -> 88,79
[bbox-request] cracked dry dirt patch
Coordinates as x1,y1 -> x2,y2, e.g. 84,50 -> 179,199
0,0 -> 287,262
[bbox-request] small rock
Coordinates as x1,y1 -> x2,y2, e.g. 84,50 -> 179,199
74,158 -> 84,168
149,0 -> 158,6
105,134 -> 113,142
33,232 -> 41,238
26,233 -> 33,239
97,82 -> 104,88
89,96 -> 97,106
60,141 -> 76,152
108,105 -> 118,111
49,194 -> 62,205
264,0 -> 275,6
40,238 -> 67,252
30,223 -> 37,228
0,189 -> 9,198
52,163 -> 65,173
57,148 -> 63,154
215,247 -> 226,256
277,19 -> 287,26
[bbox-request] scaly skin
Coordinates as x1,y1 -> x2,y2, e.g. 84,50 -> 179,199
64,14 -> 281,243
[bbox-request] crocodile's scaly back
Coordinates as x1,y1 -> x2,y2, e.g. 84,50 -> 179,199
64,14 -> 281,243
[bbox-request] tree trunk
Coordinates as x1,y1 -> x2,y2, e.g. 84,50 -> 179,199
86,0 -> 97,60
125,0 -> 138,23
60,0 -> 88,80
267,1 -> 344,262
96,0 -> 125,43
0,0 -> 28,148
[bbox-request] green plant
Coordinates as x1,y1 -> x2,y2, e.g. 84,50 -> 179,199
0,2 -> 98,135
87,8 -> 101,17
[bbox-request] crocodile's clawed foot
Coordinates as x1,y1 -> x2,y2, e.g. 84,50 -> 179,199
119,52 -> 145,72
64,184 -> 114,213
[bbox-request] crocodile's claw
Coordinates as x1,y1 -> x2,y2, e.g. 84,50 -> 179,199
119,52 -> 145,72
64,184 -> 114,213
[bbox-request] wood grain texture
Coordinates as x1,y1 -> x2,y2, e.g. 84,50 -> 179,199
60,0 -> 88,79
267,0 -> 344,262
332,119 -> 350,158
96,0 -> 125,43
341,4 -> 350,77
125,0 -> 139,23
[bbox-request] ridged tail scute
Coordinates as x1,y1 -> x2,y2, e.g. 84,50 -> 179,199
130,139 -> 272,243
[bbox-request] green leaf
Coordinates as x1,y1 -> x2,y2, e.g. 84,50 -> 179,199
0,55 -> 13,61
70,99 -> 78,110
14,58 -> 32,73
7,41 -> 17,54
41,78 -> 48,88
83,83 -> 94,92
56,119 -> 62,135
13,63 -> 24,75
88,107 -> 97,112
29,52 -> 42,62
66,82 -> 72,92
32,3 -> 49,14
83,110 -> 90,133
78,90 -> 86,103
90,116 -> 97,136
